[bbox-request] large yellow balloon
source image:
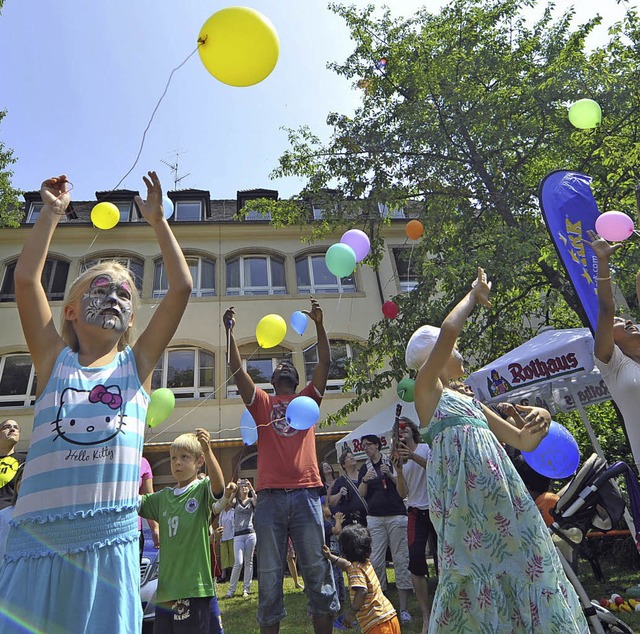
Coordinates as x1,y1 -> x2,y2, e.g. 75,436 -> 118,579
256,314 -> 287,348
198,7 -> 279,87
91,202 -> 120,230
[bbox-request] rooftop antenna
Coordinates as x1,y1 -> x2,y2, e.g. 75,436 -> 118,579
161,149 -> 191,190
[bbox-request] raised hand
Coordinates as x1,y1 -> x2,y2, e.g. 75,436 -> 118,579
134,171 -> 164,226
195,427 -> 211,449
40,175 -> 71,215
224,481 -> 238,498
470,266 -> 492,307
586,230 -> 622,260
302,297 -> 323,324
223,307 -> 236,331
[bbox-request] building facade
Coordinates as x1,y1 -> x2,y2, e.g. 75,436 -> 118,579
0,185 -> 417,486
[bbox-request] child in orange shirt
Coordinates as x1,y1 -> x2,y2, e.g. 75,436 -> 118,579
323,524 -> 400,634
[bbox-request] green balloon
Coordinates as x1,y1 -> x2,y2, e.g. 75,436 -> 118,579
325,243 -> 356,278
146,388 -> 176,428
568,99 -> 601,129
397,378 -> 415,403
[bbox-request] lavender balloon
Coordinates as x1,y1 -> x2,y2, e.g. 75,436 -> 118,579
340,229 -> 371,262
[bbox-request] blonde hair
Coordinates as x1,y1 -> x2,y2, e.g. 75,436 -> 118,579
171,433 -> 203,460
61,261 -> 139,352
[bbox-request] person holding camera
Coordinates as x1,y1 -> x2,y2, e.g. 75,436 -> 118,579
328,449 -> 368,527
224,479 -> 257,599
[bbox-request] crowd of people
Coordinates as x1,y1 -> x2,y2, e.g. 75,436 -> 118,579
0,172 -> 600,633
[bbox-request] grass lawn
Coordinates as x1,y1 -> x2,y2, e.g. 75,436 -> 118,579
216,551 -> 640,633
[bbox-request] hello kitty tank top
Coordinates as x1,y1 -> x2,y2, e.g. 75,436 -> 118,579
8,346 -> 148,558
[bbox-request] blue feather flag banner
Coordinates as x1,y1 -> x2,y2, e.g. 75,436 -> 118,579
538,170 -> 601,334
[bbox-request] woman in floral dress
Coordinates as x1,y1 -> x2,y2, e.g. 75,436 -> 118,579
413,267 -> 587,633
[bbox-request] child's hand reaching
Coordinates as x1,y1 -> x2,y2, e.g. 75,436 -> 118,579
224,481 -> 238,498
134,171 -> 164,226
195,428 -> 211,450
40,175 -> 71,215
470,266 -> 492,307
322,544 -> 332,560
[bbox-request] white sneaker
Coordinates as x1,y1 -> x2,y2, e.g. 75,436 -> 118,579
243,590 -> 249,598
400,610 -> 412,623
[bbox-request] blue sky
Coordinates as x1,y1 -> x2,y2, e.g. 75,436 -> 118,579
0,0 -> 627,202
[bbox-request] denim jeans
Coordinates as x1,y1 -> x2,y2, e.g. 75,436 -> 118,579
255,488 -> 339,627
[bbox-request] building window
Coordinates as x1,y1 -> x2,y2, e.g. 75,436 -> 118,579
0,258 -> 69,303
27,202 -> 44,223
174,201 -> 202,221
115,202 -> 132,222
295,254 -> 356,294
312,206 -> 324,220
0,354 -> 36,407
304,340 -> 356,392
154,256 -> 215,298
245,209 -> 272,220
393,248 -> 418,292
226,255 -> 286,296
227,351 -> 293,397
81,256 -> 144,294
378,203 -> 406,219
152,348 -> 215,399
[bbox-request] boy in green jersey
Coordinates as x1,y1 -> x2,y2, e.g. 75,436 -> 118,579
140,428 -> 225,633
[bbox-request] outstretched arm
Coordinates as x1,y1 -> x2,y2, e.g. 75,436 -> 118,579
14,176 -> 70,391
223,306 -> 256,404
305,298 -> 330,393
414,267 -> 491,427
586,230 -> 622,364
134,172 -> 192,388
196,428 -> 225,498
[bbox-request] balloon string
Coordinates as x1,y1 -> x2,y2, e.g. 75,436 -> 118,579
406,242 -> 415,288
145,344 -> 264,443
111,44 -> 202,192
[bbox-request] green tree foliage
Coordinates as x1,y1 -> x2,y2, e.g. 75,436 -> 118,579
257,0 -> 640,424
0,109 -> 21,227
0,1 -> 21,226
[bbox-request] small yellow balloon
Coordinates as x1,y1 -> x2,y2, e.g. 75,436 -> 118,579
198,7 -> 279,87
256,314 -> 287,348
91,202 -> 120,230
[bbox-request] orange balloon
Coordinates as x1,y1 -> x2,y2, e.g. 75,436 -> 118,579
406,219 -> 424,240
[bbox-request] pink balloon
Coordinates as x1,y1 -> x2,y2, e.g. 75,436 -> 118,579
340,229 -> 370,263
595,211 -> 634,242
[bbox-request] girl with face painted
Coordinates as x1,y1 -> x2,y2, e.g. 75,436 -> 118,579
412,267 -> 587,633
0,172 -> 192,633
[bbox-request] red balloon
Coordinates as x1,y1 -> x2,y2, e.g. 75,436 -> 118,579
406,219 -> 424,240
382,301 -> 399,319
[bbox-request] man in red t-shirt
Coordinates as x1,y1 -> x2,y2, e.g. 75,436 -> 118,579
223,299 -> 338,634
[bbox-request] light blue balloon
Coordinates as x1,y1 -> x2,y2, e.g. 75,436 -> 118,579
162,195 -> 175,220
290,310 -> 309,336
286,396 -> 320,430
240,409 -> 258,445
521,421 -> 580,479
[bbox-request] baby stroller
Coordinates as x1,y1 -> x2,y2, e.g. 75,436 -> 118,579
549,453 -> 638,634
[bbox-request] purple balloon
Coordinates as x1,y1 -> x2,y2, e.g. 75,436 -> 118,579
340,229 -> 370,263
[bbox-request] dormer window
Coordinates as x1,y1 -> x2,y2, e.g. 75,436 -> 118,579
237,189 -> 278,221
27,202 -> 44,223
168,190 -> 210,222
174,200 -> 202,221
378,203 -> 406,219
95,190 -> 139,223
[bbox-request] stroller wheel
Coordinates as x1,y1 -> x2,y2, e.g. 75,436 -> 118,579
589,601 -> 635,634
